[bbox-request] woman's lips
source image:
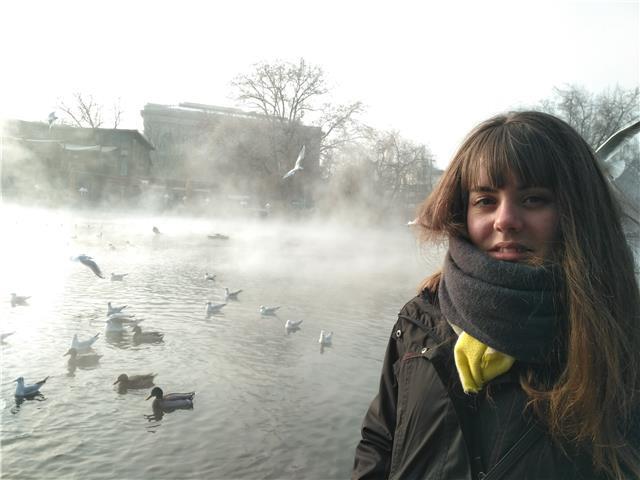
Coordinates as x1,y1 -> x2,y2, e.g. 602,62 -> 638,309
488,244 -> 531,261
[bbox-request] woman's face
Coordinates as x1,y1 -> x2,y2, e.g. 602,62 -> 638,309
466,171 -> 560,263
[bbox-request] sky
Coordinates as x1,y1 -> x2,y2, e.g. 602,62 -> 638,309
1,0 -> 638,167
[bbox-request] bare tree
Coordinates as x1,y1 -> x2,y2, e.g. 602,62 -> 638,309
57,92 -> 123,129
539,85 -> 639,149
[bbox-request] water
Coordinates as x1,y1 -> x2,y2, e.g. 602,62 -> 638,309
0,205 -> 444,479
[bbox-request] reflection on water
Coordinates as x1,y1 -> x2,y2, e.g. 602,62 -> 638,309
0,204 -> 443,479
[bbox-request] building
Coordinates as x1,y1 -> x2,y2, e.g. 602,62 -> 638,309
140,102 -> 322,207
1,119 -> 154,204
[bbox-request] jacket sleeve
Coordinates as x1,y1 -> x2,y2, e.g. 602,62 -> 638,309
352,322 -> 401,479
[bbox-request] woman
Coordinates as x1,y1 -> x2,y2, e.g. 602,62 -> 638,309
352,111 -> 640,479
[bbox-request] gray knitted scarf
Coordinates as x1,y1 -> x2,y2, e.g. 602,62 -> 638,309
438,236 -> 563,363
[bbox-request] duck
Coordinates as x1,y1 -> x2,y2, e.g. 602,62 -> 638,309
205,302 -> 226,316
260,305 -> 280,316
110,273 -> 128,281
71,332 -> 100,351
107,302 -> 127,316
113,373 -> 156,390
11,293 -> 30,307
132,325 -> 164,343
15,376 -> 48,397
146,387 -> 195,410
224,287 -> 243,301
64,347 -> 102,367
319,330 -> 333,346
285,319 -> 303,333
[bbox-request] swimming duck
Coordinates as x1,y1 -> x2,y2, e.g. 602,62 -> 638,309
224,288 -> 243,301
11,293 -> 30,307
319,330 -> 333,346
64,347 -> 102,367
15,376 -> 48,397
72,332 -> 100,351
107,302 -> 127,316
146,387 -> 195,410
113,373 -> 156,390
132,325 -> 164,343
260,305 -> 280,316
205,302 -> 226,316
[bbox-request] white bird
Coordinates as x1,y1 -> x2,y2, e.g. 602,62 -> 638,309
1,332 -> 15,342
204,273 -> 216,281
260,305 -> 280,316
205,302 -> 226,316
74,254 -> 104,279
285,319 -> 303,333
15,376 -> 48,397
106,316 -> 142,333
11,293 -> 30,307
47,111 -> 58,128
406,218 -> 418,227
282,145 -> 306,179
224,287 -> 243,301
111,273 -> 128,281
107,302 -> 127,316
71,333 -> 100,351
319,330 -> 333,346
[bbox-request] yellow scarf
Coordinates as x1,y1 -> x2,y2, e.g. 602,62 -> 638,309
453,331 -> 515,393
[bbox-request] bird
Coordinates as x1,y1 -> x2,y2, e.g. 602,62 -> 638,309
110,273 -> 128,281
204,273 -> 216,281
596,119 -> 640,180
15,376 -> 48,397
71,333 -> 100,351
406,218 -> 419,227
319,330 -> 333,346
224,287 -> 242,301
207,233 -> 229,240
106,316 -> 142,333
260,305 -> 280,316
282,145 -> 306,179
205,302 -> 226,316
132,325 -> 164,343
1,332 -> 15,342
11,293 -> 30,307
285,319 -> 303,333
64,348 -> 102,367
74,254 -> 104,278
146,387 -> 195,410
107,302 -> 127,316
152,226 -> 161,235
113,373 -> 156,390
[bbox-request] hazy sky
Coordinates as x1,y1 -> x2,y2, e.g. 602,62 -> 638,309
2,0 -> 638,166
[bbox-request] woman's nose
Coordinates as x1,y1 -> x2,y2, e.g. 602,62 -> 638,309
494,201 -> 523,232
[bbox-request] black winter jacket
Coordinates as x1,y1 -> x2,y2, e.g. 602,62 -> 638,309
352,292 -> 601,480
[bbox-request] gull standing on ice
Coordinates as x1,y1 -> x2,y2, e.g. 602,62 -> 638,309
282,145 -> 305,180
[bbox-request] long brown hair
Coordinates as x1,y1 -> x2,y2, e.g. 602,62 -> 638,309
417,111 -> 640,478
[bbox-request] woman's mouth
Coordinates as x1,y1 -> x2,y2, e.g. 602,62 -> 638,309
488,243 -> 531,261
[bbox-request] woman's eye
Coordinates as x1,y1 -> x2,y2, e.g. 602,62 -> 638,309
473,197 -> 494,206
523,196 -> 547,205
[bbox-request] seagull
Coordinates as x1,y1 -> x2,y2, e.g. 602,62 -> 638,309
72,333 -> 100,351
596,119 -> 640,180
74,254 -> 104,279
146,387 -> 195,410
319,330 -> 333,346
224,287 -> 243,301
204,273 -> 216,281
132,325 -> 164,343
282,145 -> 306,180
47,111 -> 58,128
205,302 -> 226,316
285,319 -> 303,333
15,376 -> 49,398
107,302 -> 127,316
11,293 -> 30,307
64,348 -> 102,367
111,273 -> 128,281
260,305 -> 280,316
1,332 -> 15,342
113,373 -> 156,390
406,218 -> 419,227
152,226 -> 161,235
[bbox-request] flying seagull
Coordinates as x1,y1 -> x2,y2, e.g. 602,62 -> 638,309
47,111 -> 58,129
74,254 -> 104,279
11,293 -> 30,307
282,145 -> 306,180
152,226 -> 161,235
